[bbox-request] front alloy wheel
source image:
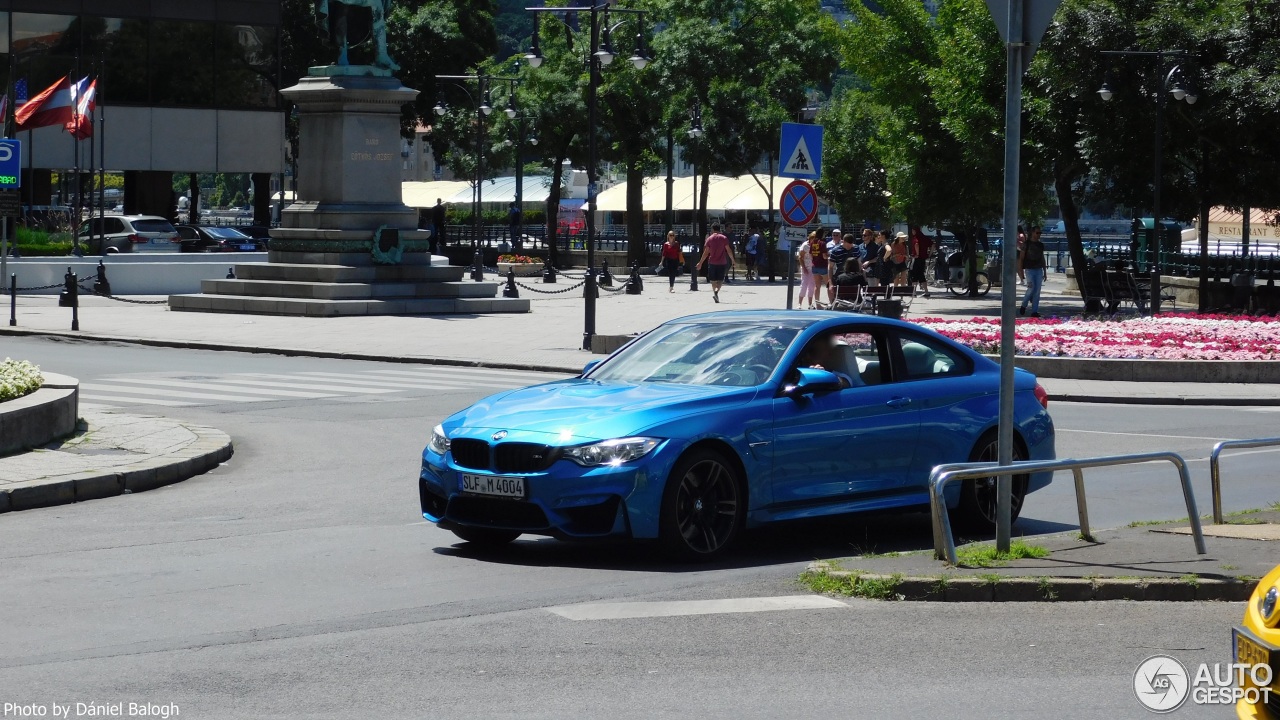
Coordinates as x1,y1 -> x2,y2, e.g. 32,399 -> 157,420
659,449 -> 744,560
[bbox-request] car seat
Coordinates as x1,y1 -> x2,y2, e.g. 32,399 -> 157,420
902,342 -> 938,377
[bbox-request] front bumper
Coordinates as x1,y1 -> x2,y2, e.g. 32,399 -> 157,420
420,439 -> 679,540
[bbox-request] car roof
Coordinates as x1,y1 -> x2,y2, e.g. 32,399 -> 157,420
668,309 -> 918,329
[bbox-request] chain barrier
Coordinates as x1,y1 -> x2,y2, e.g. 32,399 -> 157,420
76,281 -> 170,305
513,279 -> 586,295
599,281 -> 633,293
12,282 -> 65,291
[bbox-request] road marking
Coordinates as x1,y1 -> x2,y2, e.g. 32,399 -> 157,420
545,595 -> 848,621
80,383 -> 271,403
102,377 -> 339,399
230,373 -> 401,393
79,396 -> 196,408
1057,428 -> 1231,442
288,371 -> 509,389
367,368 -> 561,382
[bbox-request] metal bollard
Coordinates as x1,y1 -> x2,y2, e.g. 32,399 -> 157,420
502,268 -> 519,298
226,267 -> 236,279
93,260 -> 112,296
9,273 -> 14,326
626,261 -> 643,295
58,268 -> 79,331
689,257 -> 699,291
471,250 -> 484,282
542,258 -> 557,283
599,260 -> 613,287
582,267 -> 598,299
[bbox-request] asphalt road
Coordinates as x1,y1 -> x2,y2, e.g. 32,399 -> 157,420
1,336 -> 1274,718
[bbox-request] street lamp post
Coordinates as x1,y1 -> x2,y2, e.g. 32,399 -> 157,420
1098,50 -> 1197,314
525,3 -> 652,351
501,90 -> 537,252
435,74 -> 517,251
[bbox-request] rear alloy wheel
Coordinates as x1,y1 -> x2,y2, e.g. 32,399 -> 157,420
954,432 -> 1028,533
659,449 -> 744,561
450,527 -> 521,547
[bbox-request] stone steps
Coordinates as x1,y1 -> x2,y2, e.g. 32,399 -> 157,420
233,262 -> 467,283
169,293 -> 529,316
199,278 -> 491,300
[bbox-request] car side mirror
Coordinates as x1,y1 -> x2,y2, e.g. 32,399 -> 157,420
783,367 -> 842,397
581,360 -> 601,377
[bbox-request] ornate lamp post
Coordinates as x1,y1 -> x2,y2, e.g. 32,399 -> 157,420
1098,50 -> 1197,314
435,74 -> 518,250
524,3 -> 652,351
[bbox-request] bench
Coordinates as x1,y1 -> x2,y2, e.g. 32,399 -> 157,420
1078,265 -> 1144,314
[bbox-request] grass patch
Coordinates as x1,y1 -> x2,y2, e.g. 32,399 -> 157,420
1221,564 -> 1239,571
14,226 -> 75,256
1037,577 -> 1058,601
1269,501 -> 1280,512
977,573 -> 1003,586
955,539 -> 1050,568
1128,518 -> 1174,528
1180,573 -> 1201,588
799,570 -> 903,600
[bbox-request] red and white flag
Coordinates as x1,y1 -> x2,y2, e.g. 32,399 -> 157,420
66,78 -> 96,139
0,95 -> 8,130
15,76 -> 82,131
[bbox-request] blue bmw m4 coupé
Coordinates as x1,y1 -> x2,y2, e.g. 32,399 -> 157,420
419,310 -> 1055,559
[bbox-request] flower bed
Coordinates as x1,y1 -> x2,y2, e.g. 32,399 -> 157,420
914,313 -> 1280,360
0,358 -> 45,402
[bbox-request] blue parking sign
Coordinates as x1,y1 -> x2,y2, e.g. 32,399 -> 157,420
0,139 -> 20,189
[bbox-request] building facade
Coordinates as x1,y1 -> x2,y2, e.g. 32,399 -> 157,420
2,0 -> 282,219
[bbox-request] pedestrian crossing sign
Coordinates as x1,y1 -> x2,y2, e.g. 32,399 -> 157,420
778,122 -> 822,179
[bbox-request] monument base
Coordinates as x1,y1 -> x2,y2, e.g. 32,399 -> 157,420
168,249 -> 530,317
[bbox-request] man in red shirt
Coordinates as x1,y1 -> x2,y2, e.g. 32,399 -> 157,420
696,223 -> 737,303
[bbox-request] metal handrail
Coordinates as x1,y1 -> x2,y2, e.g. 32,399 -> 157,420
1210,436 -> 1280,524
928,452 -> 1207,565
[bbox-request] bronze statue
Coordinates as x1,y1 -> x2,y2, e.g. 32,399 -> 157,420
315,0 -> 400,72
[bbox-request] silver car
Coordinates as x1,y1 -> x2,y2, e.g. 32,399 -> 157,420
76,215 -> 180,254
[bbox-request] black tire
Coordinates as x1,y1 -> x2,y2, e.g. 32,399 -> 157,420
974,272 -> 992,296
659,449 -> 745,561
450,526 -> 521,546
953,431 -> 1028,533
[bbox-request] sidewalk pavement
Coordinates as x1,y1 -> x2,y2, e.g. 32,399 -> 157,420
1,270 -> 1276,600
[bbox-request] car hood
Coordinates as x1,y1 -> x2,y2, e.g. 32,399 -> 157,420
446,379 -> 753,443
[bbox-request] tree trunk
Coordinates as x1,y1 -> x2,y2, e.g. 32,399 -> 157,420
1056,171 -> 1088,294
189,173 -> 201,226
545,157 -> 563,268
625,159 -> 646,268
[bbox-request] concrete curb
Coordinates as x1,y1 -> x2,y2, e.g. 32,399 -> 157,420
803,564 -> 1257,602
0,425 -> 234,513
0,373 -> 79,456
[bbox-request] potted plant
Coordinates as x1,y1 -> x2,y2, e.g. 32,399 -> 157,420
496,254 -> 544,276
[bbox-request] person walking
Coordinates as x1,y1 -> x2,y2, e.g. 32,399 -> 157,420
696,223 -> 737,302
431,198 -> 446,255
507,202 -> 522,250
808,230 -> 830,307
661,231 -> 683,292
888,232 -> 911,290
826,230 -> 853,306
744,229 -> 760,281
796,233 -> 816,309
909,226 -> 933,297
1018,225 -> 1047,317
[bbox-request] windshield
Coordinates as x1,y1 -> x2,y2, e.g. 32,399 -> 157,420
587,321 -> 803,387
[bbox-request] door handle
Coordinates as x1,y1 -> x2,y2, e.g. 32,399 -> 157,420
886,396 -> 912,408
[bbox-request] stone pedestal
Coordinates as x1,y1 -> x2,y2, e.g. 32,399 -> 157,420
278,74 -> 424,248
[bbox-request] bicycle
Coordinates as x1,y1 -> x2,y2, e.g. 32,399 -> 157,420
930,251 -> 992,296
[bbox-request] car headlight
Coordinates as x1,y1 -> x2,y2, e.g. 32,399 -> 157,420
1261,585 -> 1278,625
565,437 -> 661,467
428,424 -> 450,456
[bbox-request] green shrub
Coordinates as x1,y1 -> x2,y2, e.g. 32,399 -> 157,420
0,358 -> 44,402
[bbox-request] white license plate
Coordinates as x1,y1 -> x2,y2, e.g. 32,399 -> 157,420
460,473 -> 525,499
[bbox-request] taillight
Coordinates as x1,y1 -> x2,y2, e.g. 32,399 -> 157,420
1034,383 -> 1050,409
128,233 -> 145,243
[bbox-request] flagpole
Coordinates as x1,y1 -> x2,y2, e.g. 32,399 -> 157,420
71,62 -> 82,256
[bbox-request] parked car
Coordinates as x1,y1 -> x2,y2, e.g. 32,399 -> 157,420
76,215 -> 180,254
239,225 -> 273,249
175,225 -> 264,252
1233,562 -> 1279,719
418,310 -> 1056,559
